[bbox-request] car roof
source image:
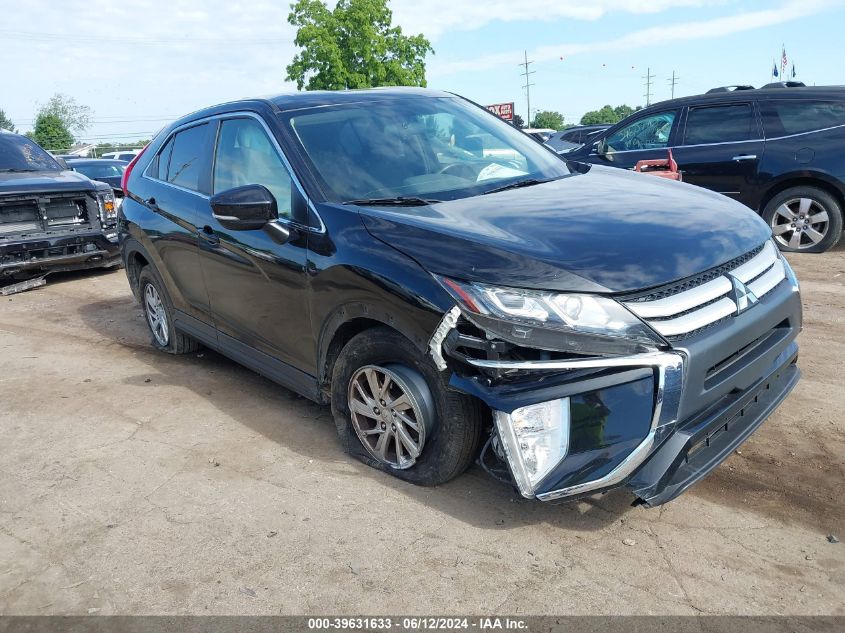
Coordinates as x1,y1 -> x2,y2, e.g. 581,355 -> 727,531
67,158 -> 127,165
641,84 -> 845,113
166,87 -> 457,130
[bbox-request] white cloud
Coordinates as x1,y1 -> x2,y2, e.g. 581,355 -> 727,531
390,0 -> 718,39
429,0 -> 837,76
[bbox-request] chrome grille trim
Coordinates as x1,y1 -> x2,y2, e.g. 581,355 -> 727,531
623,241 -> 787,338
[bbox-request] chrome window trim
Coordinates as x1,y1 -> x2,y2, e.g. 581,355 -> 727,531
484,351 -> 687,501
141,110 -> 326,234
592,122 -> 845,157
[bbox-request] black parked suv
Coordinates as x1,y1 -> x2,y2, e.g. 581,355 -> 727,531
120,88 -> 801,506
566,82 -> 845,253
0,131 -> 120,281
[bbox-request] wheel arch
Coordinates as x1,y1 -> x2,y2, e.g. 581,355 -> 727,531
317,303 -> 436,394
122,238 -> 153,301
759,172 -> 845,217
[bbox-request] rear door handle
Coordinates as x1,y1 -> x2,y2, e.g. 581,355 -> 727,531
732,154 -> 757,162
199,225 -> 219,245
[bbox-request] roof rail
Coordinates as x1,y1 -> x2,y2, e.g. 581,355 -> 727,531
760,81 -> 807,89
705,85 -> 755,94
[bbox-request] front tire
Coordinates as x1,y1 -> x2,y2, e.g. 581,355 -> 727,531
331,327 -> 483,486
762,186 -> 843,253
137,266 -> 199,354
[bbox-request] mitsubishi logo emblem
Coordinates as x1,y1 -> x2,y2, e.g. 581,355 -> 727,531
727,274 -> 759,315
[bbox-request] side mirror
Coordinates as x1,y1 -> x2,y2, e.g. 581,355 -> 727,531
210,184 -> 278,231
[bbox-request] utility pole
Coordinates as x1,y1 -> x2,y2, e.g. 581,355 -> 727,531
667,71 -> 679,99
643,67 -> 655,106
519,50 -> 535,127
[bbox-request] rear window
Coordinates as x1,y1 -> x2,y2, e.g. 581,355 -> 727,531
165,124 -> 209,191
684,103 -> 756,145
118,153 -> 136,161
761,100 -> 845,136
74,163 -> 125,179
0,133 -> 61,172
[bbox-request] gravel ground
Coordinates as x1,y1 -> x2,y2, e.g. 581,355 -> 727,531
0,247 -> 843,615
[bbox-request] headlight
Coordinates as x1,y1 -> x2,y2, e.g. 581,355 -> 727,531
495,398 -> 570,497
97,190 -> 117,225
436,276 -> 665,355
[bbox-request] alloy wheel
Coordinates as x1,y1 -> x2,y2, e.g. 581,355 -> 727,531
347,365 -> 428,470
144,283 -> 169,347
771,197 -> 830,250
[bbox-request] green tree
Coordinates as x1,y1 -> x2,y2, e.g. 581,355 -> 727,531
0,109 -> 16,133
286,0 -> 433,90
30,113 -> 74,151
511,113 -> 525,129
37,93 -> 92,134
580,104 -> 640,126
530,110 -> 564,130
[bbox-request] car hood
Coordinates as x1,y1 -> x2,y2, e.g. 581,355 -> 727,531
0,169 -> 98,196
357,165 -> 772,294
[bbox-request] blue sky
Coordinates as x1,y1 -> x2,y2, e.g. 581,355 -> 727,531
2,0 -> 843,143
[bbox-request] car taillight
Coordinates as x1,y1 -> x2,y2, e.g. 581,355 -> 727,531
121,144 -> 149,196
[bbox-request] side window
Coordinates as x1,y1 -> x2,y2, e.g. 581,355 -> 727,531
761,100 -> 845,136
213,118 -> 293,219
605,111 -> 676,152
154,137 -> 174,181
684,104 -> 755,145
167,123 -> 209,191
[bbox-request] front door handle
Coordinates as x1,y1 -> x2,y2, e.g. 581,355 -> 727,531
199,225 -> 219,245
732,154 -> 758,162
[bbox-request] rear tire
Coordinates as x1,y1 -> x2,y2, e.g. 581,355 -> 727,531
137,266 -> 199,355
762,186 -> 843,253
330,327 -> 483,486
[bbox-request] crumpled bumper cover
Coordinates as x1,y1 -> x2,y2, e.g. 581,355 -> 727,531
0,230 -> 120,277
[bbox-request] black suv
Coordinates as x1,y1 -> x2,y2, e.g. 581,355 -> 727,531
0,131 -> 120,281
566,82 -> 845,253
120,88 -> 801,506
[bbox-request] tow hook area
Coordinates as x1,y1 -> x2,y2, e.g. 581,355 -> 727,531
428,305 -> 461,371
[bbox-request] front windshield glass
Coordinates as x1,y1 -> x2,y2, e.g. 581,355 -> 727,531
284,96 -> 569,202
0,134 -> 61,172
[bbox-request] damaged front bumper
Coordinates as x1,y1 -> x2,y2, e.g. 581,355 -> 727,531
0,229 -> 120,280
441,274 -> 802,506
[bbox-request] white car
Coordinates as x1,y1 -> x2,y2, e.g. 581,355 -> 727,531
100,150 -> 141,162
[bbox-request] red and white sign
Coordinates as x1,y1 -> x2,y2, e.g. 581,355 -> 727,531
486,102 -> 514,121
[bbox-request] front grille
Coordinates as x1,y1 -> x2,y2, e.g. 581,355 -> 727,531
623,241 -> 787,339
0,192 -> 92,236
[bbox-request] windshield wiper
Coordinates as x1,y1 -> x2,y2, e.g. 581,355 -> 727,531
482,178 -> 554,195
342,196 -> 443,206
0,168 -> 39,173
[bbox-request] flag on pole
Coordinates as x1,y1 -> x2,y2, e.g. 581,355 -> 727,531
792,63 -> 796,78
772,60 -> 779,78
781,45 -> 788,77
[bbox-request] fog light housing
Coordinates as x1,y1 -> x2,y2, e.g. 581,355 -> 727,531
494,398 -> 570,498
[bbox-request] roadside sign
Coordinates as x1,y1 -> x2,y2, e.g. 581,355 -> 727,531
486,102 -> 514,121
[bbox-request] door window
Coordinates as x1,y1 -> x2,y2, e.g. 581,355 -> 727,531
761,100 -> 845,136
684,104 -> 756,145
167,124 -> 209,192
213,118 -> 293,219
605,111 -> 676,152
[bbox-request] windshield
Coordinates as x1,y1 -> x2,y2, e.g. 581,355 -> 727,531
283,96 -> 569,202
0,134 -> 62,172
73,163 -> 125,179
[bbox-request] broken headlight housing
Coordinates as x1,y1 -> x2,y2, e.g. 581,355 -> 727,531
97,190 -> 117,227
436,276 -> 666,356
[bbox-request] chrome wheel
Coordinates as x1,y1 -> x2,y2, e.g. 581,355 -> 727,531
347,365 -> 429,470
771,197 -> 830,250
144,283 -> 169,346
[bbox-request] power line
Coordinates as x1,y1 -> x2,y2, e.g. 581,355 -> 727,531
519,50 -> 535,126
642,67 -> 656,106
667,71 -> 679,99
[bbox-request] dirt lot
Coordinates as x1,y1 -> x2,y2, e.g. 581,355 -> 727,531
0,247 -> 843,616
